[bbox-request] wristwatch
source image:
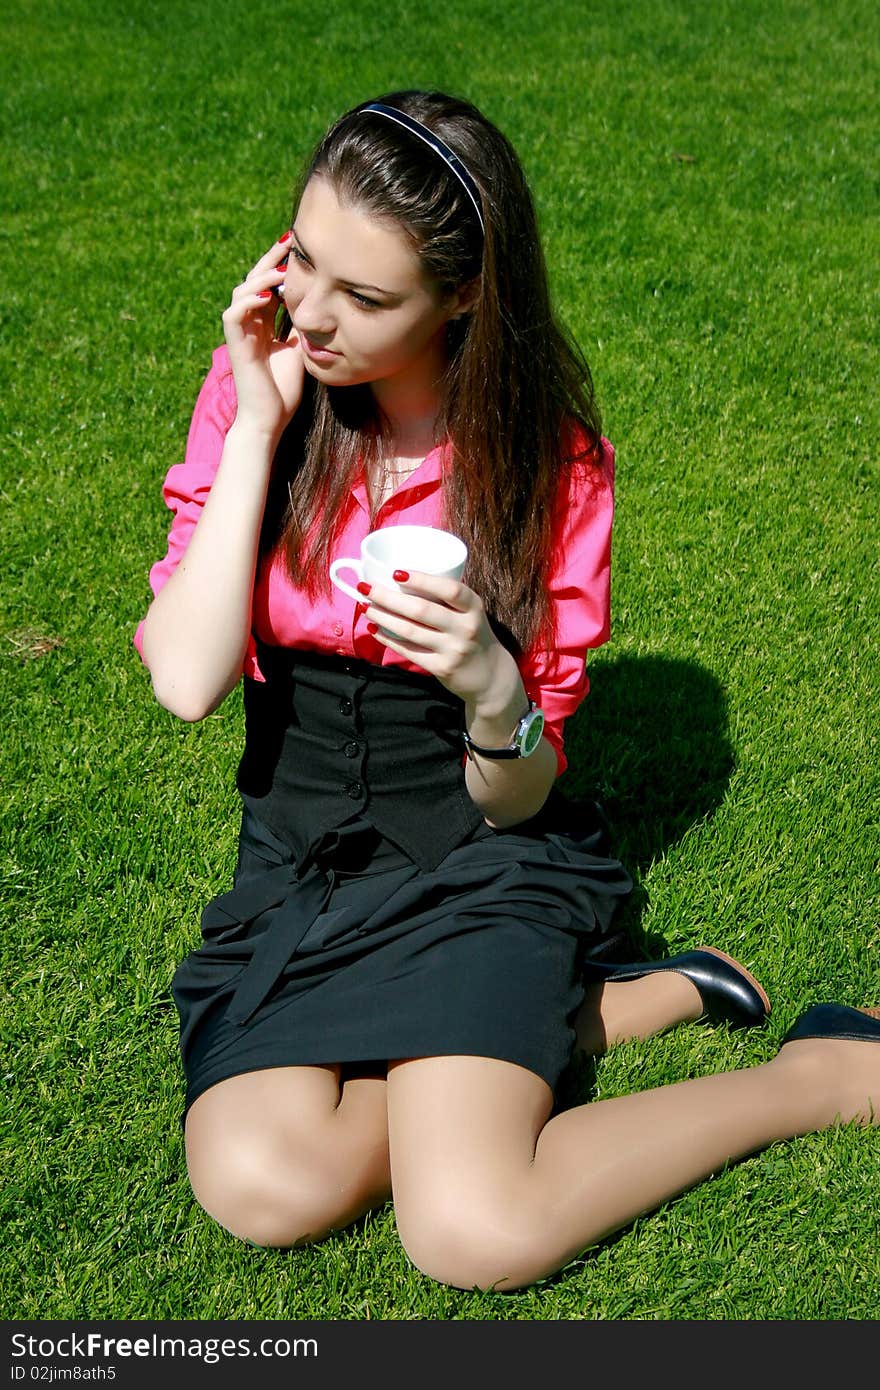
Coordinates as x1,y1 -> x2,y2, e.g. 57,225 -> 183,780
462,701 -> 545,760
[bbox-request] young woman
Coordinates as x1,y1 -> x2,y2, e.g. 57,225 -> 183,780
136,90 -> 880,1291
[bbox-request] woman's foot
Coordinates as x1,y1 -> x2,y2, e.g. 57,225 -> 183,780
583,946 -> 770,1029
773,1004 -> 880,1129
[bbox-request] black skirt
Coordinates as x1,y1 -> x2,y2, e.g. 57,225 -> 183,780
172,792 -> 632,1119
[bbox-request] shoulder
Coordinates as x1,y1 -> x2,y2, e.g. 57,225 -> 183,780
199,343 -> 238,414
209,342 -> 235,385
552,421 -> 615,537
155,346 -> 239,510
559,418 -> 615,485
179,344 -> 239,456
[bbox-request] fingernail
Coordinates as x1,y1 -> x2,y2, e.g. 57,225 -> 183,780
277,258 -> 288,272
366,621 -> 378,635
258,290 -> 273,299
277,230 -> 292,243
393,570 -> 409,582
356,581 -> 372,596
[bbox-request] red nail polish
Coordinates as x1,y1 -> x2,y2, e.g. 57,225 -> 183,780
356,581 -> 372,596
258,290 -> 273,299
393,569 -> 409,582
277,230 -> 292,243
366,621 -> 378,635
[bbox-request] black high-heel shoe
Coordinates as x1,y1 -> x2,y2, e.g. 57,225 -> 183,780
583,946 -> 771,1029
780,1003 -> 880,1046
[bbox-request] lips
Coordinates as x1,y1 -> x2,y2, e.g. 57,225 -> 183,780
299,333 -> 340,362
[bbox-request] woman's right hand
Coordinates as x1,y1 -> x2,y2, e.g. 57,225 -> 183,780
221,234 -> 305,436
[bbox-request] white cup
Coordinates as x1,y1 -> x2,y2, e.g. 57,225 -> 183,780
329,526 -> 468,612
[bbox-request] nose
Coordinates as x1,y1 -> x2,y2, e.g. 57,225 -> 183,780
291,281 -> 335,342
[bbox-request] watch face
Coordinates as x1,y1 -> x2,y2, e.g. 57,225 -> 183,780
520,709 -> 545,757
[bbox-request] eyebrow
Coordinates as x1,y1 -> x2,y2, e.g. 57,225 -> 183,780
292,228 -> 396,297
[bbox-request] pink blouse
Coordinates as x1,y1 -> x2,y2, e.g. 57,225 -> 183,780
134,346 -> 616,776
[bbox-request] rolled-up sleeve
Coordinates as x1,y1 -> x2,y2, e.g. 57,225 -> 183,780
132,346 -> 261,680
518,439 -> 615,775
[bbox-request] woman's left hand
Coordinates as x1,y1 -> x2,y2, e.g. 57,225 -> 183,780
361,573 -> 517,707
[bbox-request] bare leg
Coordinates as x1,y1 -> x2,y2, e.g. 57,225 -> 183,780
387,1037 -> 880,1292
182,954 -> 760,1247
185,1063 -> 391,1247
180,965 -> 708,1247
574,972 -> 705,1056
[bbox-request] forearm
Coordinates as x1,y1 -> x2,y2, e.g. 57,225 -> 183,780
141,419 -> 280,720
463,657 -> 557,828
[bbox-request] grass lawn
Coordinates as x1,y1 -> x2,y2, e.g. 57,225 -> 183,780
2,0 -> 878,1321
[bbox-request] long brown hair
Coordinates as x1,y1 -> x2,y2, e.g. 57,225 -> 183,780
267,89 -> 608,657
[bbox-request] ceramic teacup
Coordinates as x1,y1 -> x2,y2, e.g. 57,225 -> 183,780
329,526 -> 468,609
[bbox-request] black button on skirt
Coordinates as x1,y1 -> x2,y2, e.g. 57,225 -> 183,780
172,796 -> 632,1119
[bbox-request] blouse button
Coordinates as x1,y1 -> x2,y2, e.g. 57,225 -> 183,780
344,741 -> 360,759
339,698 -> 353,716
345,781 -> 363,799
332,623 -> 344,637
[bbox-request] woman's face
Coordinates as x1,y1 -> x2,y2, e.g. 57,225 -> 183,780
281,176 -> 467,392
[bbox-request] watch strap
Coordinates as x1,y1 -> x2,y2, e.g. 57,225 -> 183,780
462,701 -> 538,759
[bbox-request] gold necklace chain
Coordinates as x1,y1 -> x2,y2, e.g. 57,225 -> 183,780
368,426 -> 439,508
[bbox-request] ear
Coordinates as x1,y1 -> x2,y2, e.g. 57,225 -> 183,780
447,275 -> 481,319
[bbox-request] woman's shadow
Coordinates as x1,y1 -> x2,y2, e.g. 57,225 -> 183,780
563,652 -> 733,957
554,652 -> 734,1104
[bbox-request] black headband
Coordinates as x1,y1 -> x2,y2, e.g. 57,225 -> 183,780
359,102 -> 485,235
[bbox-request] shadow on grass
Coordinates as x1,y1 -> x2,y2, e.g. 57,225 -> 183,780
563,652 -> 733,953
553,654 -> 733,1116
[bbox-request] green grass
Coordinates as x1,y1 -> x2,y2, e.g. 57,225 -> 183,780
2,0 -> 878,1321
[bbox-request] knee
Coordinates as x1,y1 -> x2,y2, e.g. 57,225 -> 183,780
186,1131 -> 353,1249
395,1191 -> 546,1292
